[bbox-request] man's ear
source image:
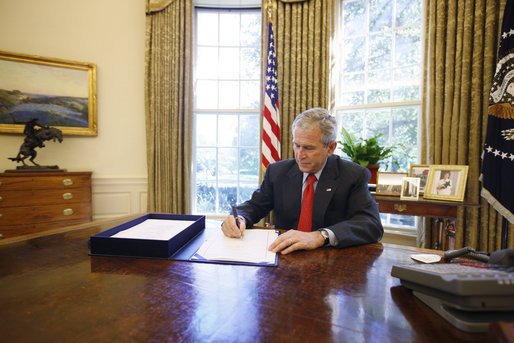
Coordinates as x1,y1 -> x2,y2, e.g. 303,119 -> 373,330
326,141 -> 337,156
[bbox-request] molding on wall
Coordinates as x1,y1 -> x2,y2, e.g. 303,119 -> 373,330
92,177 -> 148,220
381,229 -> 417,247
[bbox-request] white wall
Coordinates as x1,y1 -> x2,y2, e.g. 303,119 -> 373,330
0,0 -> 148,218
0,0 -> 147,179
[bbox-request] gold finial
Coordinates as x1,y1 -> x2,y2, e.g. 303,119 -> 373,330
266,0 -> 276,22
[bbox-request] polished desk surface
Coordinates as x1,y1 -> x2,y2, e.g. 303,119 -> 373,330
0,215 -> 492,342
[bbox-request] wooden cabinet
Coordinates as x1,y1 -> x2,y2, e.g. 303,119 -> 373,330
0,172 -> 92,239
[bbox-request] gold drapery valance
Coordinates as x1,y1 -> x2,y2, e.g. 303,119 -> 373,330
146,0 -> 175,14
278,0 -> 309,3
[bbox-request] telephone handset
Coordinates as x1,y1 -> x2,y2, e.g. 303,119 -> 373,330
444,246 -> 514,266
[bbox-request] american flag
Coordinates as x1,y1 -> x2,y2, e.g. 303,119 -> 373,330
262,20 -> 281,170
480,0 -> 514,224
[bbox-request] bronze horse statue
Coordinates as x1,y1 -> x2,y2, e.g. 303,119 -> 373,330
9,123 -> 63,167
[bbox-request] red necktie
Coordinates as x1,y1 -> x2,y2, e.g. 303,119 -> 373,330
298,174 -> 316,232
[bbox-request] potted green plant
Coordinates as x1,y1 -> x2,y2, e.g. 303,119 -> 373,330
338,127 -> 399,184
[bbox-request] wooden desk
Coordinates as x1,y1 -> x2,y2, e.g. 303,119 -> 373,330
0,216 -> 490,342
373,194 -> 480,250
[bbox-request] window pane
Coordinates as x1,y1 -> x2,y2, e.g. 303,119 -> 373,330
396,0 -> 422,27
197,47 -> 219,79
218,81 -> 240,109
343,0 -> 367,36
240,47 -> 260,79
369,0 -> 392,32
392,106 -> 418,146
196,148 -> 217,180
218,147 -> 238,179
218,183 -> 237,214
395,27 -> 421,67
197,12 -> 218,45
196,181 -> 216,213
219,12 -> 240,46
366,109 -> 390,142
241,13 -> 261,45
367,70 -> 390,89
343,72 -> 365,91
341,91 -> 365,106
367,89 -> 390,104
196,114 -> 217,146
240,81 -> 259,109
343,37 -> 366,73
240,114 -> 259,146
240,147 -> 259,183
368,32 -> 391,70
239,183 -> 257,204
219,47 -> 239,79
196,80 -> 218,109
218,114 -> 238,146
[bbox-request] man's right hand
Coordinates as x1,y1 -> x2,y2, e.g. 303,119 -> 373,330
221,215 -> 246,238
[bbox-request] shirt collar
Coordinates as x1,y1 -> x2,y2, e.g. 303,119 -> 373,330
302,160 -> 327,183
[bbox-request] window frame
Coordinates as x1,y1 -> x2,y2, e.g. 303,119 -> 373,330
191,7 -> 262,218
333,0 -> 425,233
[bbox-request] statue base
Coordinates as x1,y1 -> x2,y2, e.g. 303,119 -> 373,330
5,166 -> 67,173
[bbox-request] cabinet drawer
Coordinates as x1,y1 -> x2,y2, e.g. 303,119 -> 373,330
0,203 -> 92,225
0,188 -> 91,207
0,173 -> 91,190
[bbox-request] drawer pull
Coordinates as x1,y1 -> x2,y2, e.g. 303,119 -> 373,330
63,208 -> 74,216
394,204 -> 407,212
62,179 -> 74,186
0,214 -> 2,219
62,193 -> 73,200
0,196 -> 2,202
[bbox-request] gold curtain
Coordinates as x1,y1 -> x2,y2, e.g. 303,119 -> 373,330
145,0 -> 193,213
421,0 -> 513,250
265,0 -> 333,159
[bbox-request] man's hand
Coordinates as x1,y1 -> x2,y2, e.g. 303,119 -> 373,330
268,230 -> 325,255
221,215 -> 246,238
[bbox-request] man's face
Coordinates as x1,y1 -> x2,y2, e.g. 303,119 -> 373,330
293,127 -> 337,174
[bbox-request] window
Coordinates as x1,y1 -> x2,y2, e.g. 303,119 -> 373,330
335,0 -> 423,229
192,8 -> 262,216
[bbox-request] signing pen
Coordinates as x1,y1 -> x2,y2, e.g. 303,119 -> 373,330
232,205 -> 243,238
232,205 -> 240,229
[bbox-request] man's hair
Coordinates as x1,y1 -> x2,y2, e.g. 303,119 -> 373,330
292,107 -> 337,146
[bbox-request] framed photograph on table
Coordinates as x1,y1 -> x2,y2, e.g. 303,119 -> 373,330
409,164 -> 430,194
424,165 -> 469,202
400,177 -> 420,201
376,172 -> 408,196
0,50 -> 97,136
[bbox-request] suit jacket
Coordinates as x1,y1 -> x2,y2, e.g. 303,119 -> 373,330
236,155 -> 384,248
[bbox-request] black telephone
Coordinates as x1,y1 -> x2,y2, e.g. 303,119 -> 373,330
391,247 -> 514,332
443,246 -> 514,266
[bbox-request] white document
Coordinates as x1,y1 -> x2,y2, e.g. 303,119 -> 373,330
111,219 -> 195,240
194,229 -> 278,264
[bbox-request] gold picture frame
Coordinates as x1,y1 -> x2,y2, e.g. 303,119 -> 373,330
409,164 -> 430,194
0,50 -> 97,136
424,165 -> 469,202
376,172 -> 408,196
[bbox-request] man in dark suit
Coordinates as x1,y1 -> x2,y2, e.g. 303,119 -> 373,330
221,107 -> 383,254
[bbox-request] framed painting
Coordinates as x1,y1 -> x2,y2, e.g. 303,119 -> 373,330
409,164 -> 430,194
424,165 -> 469,202
0,50 -> 97,136
376,172 -> 408,196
